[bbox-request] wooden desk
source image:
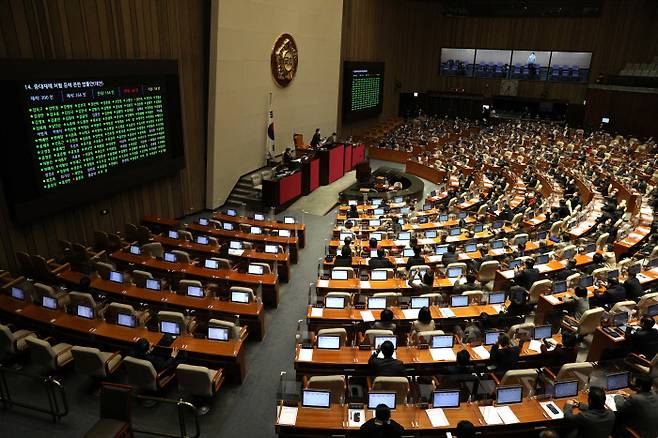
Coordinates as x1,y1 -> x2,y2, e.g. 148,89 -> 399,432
275,390 -> 628,437
151,234 -> 291,283
315,277 -> 458,295
110,250 -> 280,307
0,295 -> 247,382
214,213 -> 306,248
57,270 -> 266,340
186,223 -> 299,263
141,216 -> 180,234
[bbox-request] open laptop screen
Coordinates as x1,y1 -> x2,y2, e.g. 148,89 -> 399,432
430,335 -> 454,349
317,335 -> 341,350
554,380 -> 579,398
410,296 -> 430,309
496,386 -> 522,405
77,304 -> 94,319
432,390 -> 460,408
533,325 -> 552,340
325,296 -> 345,309
606,372 -> 629,390
302,390 -> 331,408
117,313 -> 135,327
42,295 -> 57,310
208,326 -> 229,341
145,279 -> 161,291
368,392 -> 396,410
10,287 -> 25,300
450,295 -> 468,307
160,321 -> 181,336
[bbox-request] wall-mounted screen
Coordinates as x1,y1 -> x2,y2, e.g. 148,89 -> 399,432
342,61 -> 384,122
0,60 -> 185,222
510,51 -> 551,80
474,49 -> 512,78
440,48 -> 476,76
439,48 -> 592,83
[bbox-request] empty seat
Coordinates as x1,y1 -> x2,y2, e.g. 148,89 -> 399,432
209,257 -> 232,270
561,307 -> 604,336
496,369 -> 538,397
25,337 -> 74,373
306,375 -> 346,404
95,262 -> 116,280
83,383 -> 133,438
106,302 -> 149,327
364,329 -> 394,345
123,356 -> 175,395
178,279 -> 204,296
132,270 -> 153,288
207,319 -> 243,340
528,279 -> 552,304
71,346 -> 122,380
414,329 -> 445,345
157,311 -> 196,335
508,322 -> 534,341
0,323 -> 35,363
229,286 -> 255,303
176,364 -> 224,415
141,242 -> 164,259
478,260 -> 499,290
371,376 -> 410,404
544,362 -> 594,391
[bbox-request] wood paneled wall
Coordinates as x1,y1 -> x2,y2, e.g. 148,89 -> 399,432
0,0 -> 210,271
341,0 -> 658,130
585,87 -> 658,137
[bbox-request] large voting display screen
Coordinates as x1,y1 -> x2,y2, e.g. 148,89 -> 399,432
0,60 -> 185,222
343,61 -> 385,122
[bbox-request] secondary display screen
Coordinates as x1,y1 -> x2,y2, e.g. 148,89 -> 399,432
0,60 -> 185,222
342,61 -> 384,122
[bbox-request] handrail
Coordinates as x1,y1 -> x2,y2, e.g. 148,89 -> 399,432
0,366 -> 68,423
132,395 -> 200,438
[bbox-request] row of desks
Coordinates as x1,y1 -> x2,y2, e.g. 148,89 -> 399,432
58,270 -> 266,340
0,294 -> 248,382
110,250 -> 280,307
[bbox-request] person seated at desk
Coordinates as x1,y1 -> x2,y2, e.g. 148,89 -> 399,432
488,333 -> 520,376
514,258 -> 539,290
347,204 -> 359,219
440,244 -> 458,266
405,246 -> 425,271
602,244 -> 617,269
283,147 -> 295,165
455,420 -> 476,438
369,248 -> 394,269
554,258 -> 578,282
554,199 -> 570,219
368,340 -> 406,377
582,252 -> 605,275
625,316 -> 658,360
368,237 -> 380,252
338,220 -> 355,234
540,331 -> 578,368
411,306 -> 435,338
373,308 -> 396,332
334,245 -> 353,267
453,273 -> 480,294
407,270 -> 436,295
564,286 -> 590,319
310,128 -> 321,147
593,277 -> 626,307
359,403 -> 404,437
564,386 -> 615,438
623,272 -> 644,302
132,337 -> 180,373
614,374 -> 658,438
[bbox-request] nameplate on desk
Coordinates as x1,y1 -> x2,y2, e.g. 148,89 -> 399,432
425,408 -> 450,427
427,255 -> 443,263
471,345 -> 490,360
540,401 -> 563,419
310,307 -> 323,318
316,280 -> 329,288
277,406 -> 298,425
360,310 -> 375,322
430,348 -> 456,362
439,308 -> 456,318
297,348 -> 313,362
228,249 -> 244,256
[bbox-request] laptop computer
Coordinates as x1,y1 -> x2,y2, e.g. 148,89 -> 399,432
367,297 -> 387,309
317,335 -> 341,350
373,336 -> 397,350
302,390 -> 331,408
450,295 -> 468,307
160,321 -> 181,336
485,331 -> 503,345
76,304 -> 94,319
117,312 -> 135,328
606,371 -> 629,390
371,270 -> 387,281
432,390 -> 460,408
109,271 -> 124,283
331,270 -> 348,280
533,325 -> 552,340
410,296 -> 430,309
325,296 -> 346,309
230,290 -> 251,304
10,287 -> 25,300
489,292 -> 506,305
368,392 -> 396,410
554,380 -> 579,399
430,335 -> 454,349
248,264 -> 264,275
553,281 -> 567,294
496,386 -> 523,405
208,326 -> 229,341
41,295 -> 57,310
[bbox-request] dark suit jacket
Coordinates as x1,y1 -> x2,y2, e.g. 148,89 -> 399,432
489,345 -> 520,373
615,391 -> 658,438
623,277 -> 644,301
515,268 -> 540,290
333,256 -> 353,267
625,328 -> 658,359
440,252 -> 458,266
369,257 -> 394,269
359,418 -> 404,437
564,403 -> 615,438
405,256 -> 426,270
368,352 -> 406,376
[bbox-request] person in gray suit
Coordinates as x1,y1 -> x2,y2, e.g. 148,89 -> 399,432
614,374 -> 658,438
564,386 -> 615,438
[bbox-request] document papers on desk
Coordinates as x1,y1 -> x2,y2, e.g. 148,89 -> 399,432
471,345 -> 490,360
348,409 -> 366,427
527,339 -> 543,353
297,349 -> 313,362
605,394 -> 618,411
544,294 -> 560,305
360,281 -> 371,289
316,280 -> 329,288
637,273 -> 652,282
430,348 -> 456,362
310,307 -> 323,318
540,401 -> 564,419
227,249 -> 244,256
425,408 -> 450,427
402,308 -> 420,319
277,406 -> 298,425
439,308 -> 456,318
360,310 -> 375,322
427,255 -> 443,263
479,406 -> 519,425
